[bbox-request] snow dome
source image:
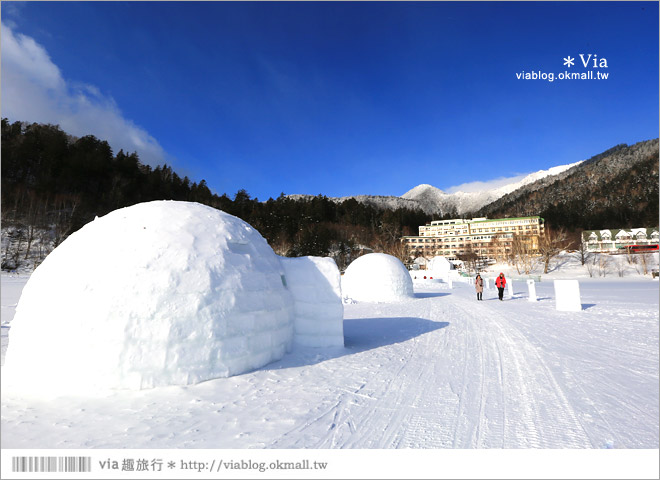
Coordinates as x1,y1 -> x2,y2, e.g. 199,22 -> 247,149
4,201 -> 300,393
341,253 -> 414,303
428,256 -> 452,277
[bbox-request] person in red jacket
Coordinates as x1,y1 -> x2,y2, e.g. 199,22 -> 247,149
495,272 -> 506,301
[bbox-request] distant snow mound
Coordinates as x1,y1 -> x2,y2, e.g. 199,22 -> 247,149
428,256 -> 452,277
341,253 -> 414,303
4,201 -> 299,393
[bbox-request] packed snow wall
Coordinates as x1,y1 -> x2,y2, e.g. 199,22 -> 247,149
341,253 -> 415,303
4,201 -> 301,392
280,256 -> 344,347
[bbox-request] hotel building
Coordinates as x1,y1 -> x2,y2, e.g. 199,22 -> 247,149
403,216 -> 545,261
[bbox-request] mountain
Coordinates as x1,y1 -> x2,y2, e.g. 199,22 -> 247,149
401,160 -> 583,215
286,193 -> 423,212
289,139 -> 659,230
476,139 -> 659,229
290,160 -> 583,216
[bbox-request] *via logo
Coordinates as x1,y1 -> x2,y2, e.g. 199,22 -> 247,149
564,54 -> 608,68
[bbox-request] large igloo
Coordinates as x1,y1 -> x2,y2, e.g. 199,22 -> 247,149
341,253 -> 414,303
4,201 -> 343,393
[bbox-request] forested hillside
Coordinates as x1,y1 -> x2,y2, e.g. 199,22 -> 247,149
3,119 -> 657,272
474,139 -> 659,230
1,119 -> 429,271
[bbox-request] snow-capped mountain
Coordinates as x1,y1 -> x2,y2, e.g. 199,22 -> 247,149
286,193 -> 424,212
401,161 -> 583,215
290,161 -> 583,216
479,139 -> 659,224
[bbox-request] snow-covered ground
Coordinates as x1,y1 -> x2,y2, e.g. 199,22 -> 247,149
2,252 -> 658,452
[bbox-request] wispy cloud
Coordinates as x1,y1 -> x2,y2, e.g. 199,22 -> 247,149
445,174 -> 529,194
1,23 -> 166,166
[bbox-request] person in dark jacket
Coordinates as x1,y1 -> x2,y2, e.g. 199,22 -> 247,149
495,272 -> 506,301
475,274 -> 484,301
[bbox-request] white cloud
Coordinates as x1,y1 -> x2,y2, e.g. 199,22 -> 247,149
445,173 -> 529,194
1,23 -> 166,166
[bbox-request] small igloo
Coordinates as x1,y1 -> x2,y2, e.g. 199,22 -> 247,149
4,201 -> 343,393
428,256 -> 452,278
341,253 -> 414,303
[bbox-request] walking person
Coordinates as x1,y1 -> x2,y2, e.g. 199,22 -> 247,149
495,272 -> 506,301
475,273 -> 484,301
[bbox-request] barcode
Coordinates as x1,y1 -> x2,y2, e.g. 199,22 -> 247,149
11,456 -> 92,473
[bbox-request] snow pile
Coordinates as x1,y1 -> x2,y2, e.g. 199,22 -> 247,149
4,201 -> 298,393
428,256 -> 452,279
280,256 -> 344,347
341,253 -> 414,303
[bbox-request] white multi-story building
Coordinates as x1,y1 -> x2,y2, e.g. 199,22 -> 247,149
581,228 -> 659,253
403,216 -> 545,261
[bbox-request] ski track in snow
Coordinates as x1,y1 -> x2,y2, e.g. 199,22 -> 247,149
1,274 -> 658,449
270,288 -> 594,449
449,297 -> 591,448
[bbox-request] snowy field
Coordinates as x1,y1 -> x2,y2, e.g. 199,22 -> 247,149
2,253 -> 658,453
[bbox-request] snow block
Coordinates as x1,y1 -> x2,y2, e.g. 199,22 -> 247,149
341,253 -> 414,303
507,280 -> 514,298
4,201 -> 299,393
527,279 -> 537,302
428,256 -> 451,280
279,256 -> 344,348
553,279 -> 582,312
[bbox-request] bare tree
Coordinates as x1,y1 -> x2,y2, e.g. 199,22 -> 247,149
1,228 -> 25,271
573,238 -> 594,266
637,252 -> 653,275
510,233 -> 534,275
52,193 -> 81,248
624,246 -> 637,265
615,256 -> 626,277
598,255 -> 611,277
269,231 -> 292,257
538,227 -> 572,274
458,245 -> 478,275
489,233 -> 506,263
379,222 -> 402,247
382,238 -> 411,266
23,191 -> 44,261
585,254 -> 597,278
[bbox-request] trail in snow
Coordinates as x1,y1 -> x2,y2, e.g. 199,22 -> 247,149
271,283 -> 595,449
447,294 -> 591,448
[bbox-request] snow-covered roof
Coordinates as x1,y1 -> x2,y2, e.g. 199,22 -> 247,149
582,227 -> 660,242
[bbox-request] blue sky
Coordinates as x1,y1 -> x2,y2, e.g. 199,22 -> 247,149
2,1 -> 658,200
